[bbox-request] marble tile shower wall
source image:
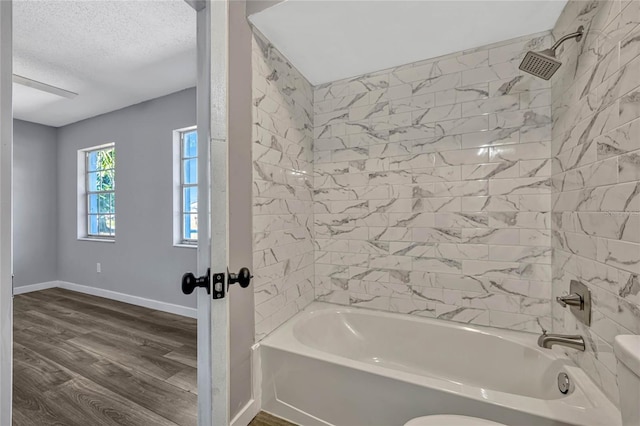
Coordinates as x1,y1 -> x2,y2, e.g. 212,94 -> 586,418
551,0 -> 640,405
312,33 -> 556,332
252,33 -> 315,340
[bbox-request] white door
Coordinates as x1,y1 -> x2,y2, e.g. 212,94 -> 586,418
0,1 -> 13,424
195,1 -> 231,425
0,1 -> 234,424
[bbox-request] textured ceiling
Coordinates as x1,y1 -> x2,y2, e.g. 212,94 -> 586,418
249,0 -> 568,85
13,0 -> 196,127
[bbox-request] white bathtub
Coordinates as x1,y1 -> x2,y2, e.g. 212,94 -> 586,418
258,302 -> 620,426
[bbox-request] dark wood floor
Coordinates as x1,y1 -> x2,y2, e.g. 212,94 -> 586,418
13,288 -> 197,426
249,412 -> 297,426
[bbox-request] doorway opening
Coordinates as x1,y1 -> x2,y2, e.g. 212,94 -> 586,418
11,1 -> 200,424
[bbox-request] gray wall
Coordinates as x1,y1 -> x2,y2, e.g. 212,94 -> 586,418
13,119 -> 58,287
56,88 -> 197,309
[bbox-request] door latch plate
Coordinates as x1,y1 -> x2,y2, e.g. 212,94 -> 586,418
211,271 -> 226,299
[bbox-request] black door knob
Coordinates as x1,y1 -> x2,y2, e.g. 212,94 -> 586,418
181,270 -> 210,294
228,267 -> 252,288
182,273 -> 197,294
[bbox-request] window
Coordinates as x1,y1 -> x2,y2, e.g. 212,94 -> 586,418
178,128 -> 198,244
85,145 -> 115,238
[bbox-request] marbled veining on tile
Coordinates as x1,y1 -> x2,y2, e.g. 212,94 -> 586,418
551,0 -> 640,406
252,2 -> 639,408
252,32 -> 315,340
312,32 -> 555,334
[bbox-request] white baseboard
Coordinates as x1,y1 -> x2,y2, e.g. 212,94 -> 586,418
252,343 -> 262,414
58,281 -> 197,318
231,398 -> 260,426
13,281 -> 59,295
16,280 -> 196,318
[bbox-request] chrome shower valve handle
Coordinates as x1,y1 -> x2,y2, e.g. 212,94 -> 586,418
556,293 -> 583,309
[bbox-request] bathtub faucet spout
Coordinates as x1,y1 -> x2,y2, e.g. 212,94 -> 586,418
537,330 -> 585,351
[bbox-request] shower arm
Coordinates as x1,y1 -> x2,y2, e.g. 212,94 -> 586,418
550,26 -> 584,51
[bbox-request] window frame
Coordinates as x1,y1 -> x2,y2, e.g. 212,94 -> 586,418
78,143 -> 116,241
173,126 -> 198,247
180,128 -> 198,244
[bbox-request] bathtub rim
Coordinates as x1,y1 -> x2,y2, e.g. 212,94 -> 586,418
259,301 -> 621,426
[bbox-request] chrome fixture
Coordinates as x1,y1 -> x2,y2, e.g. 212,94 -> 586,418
556,293 -> 582,308
538,330 -> 586,351
557,372 -> 572,394
519,25 -> 584,80
556,280 -> 591,326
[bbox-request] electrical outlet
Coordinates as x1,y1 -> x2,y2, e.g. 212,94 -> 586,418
97,262 -> 101,273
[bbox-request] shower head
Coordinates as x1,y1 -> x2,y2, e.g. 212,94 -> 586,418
519,25 -> 584,80
519,49 -> 561,80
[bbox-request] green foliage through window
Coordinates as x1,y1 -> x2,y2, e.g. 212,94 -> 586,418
86,146 -> 115,237
181,130 -> 198,242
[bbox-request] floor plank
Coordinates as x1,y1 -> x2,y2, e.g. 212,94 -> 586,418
13,383 -> 71,426
164,343 -> 197,369
69,332 -> 188,381
43,377 -> 180,426
87,359 -> 197,426
42,288 -> 157,318
18,308 -> 93,337
13,343 -> 74,392
13,288 -> 197,426
249,412 -> 298,426
166,368 -> 198,394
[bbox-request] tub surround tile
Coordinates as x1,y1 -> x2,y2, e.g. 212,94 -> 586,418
253,3 -> 638,409
312,33 -> 553,332
389,297 -> 438,317
552,0 -> 640,406
252,33 -> 315,340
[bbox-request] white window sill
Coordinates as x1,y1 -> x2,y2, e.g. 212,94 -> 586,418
77,237 -> 115,243
174,243 -> 197,249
